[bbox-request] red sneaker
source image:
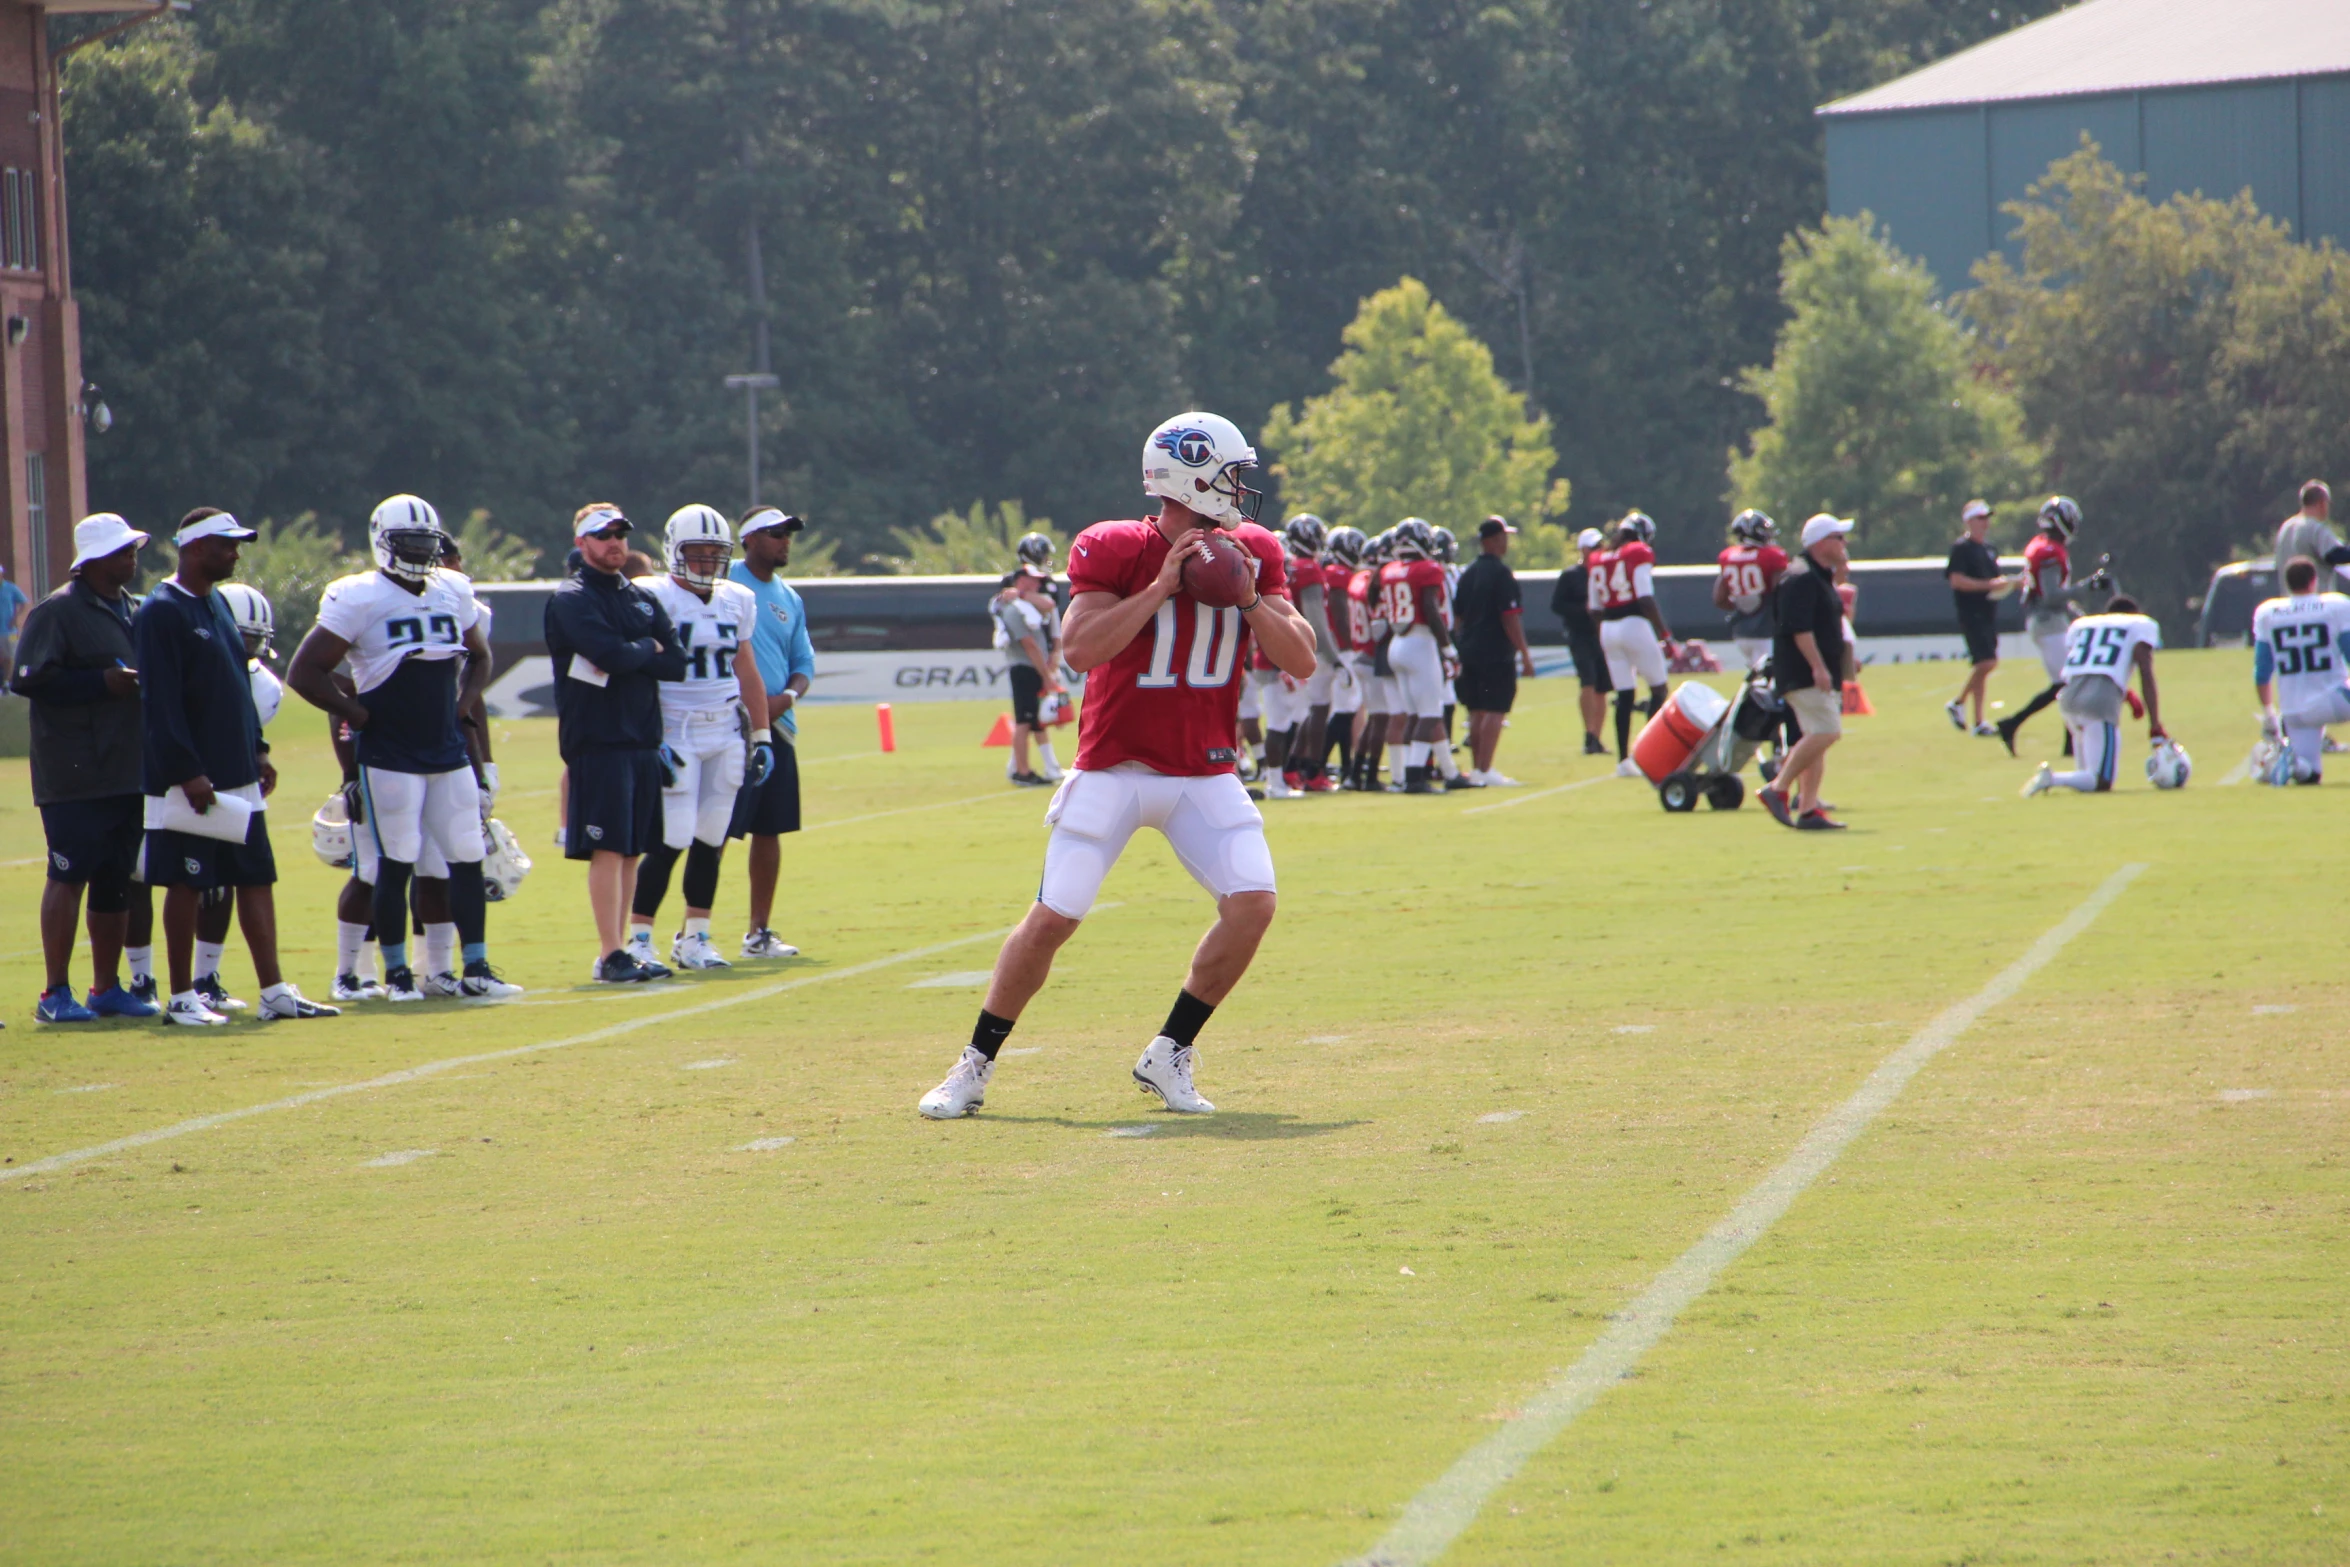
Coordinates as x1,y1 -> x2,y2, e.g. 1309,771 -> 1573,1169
1302,774 -> 1336,793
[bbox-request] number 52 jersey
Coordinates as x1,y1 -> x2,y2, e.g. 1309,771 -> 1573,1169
1065,519 -> 1289,776
2253,592 -> 2350,714
313,566 -> 481,773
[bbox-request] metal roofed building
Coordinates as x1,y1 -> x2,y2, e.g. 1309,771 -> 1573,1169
1818,0 -> 2350,292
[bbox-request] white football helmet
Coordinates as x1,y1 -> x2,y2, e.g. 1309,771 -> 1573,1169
1142,412 -> 1262,526
215,582 -> 276,659
312,791 -> 354,868
664,504 -> 733,589
481,818 -> 533,902
370,494 -> 446,585
2146,737 -> 2192,789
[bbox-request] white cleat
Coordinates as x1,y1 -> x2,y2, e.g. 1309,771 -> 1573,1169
918,1046 -> 995,1119
1133,1035 -> 1215,1114
459,962 -> 524,998
741,928 -> 800,959
1613,758 -> 1643,778
331,973 -> 387,1003
2022,762 -> 2055,798
424,970 -> 465,997
1264,774 -> 1297,799
1478,769 -> 1523,787
382,965 -> 427,1003
671,932 -> 732,970
163,994 -> 228,1027
259,985 -> 341,1020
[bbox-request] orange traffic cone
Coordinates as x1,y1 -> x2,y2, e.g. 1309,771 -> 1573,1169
981,712 -> 1016,747
1841,680 -> 1874,716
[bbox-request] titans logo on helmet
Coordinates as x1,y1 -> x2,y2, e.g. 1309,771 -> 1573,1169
1155,427 -> 1217,467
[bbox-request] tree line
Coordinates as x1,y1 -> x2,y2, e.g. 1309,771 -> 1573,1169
61,0 -> 2054,572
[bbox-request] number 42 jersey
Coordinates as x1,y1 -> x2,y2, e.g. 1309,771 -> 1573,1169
2252,592 -> 2350,713
634,575 -> 758,721
313,565 -> 481,773
1065,519 -> 1289,776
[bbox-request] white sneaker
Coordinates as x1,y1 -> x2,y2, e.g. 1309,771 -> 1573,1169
2022,762 -> 2055,798
1133,1035 -> 1215,1114
424,970 -> 464,997
1479,769 -> 1523,787
918,1046 -> 995,1119
626,930 -> 659,968
1613,758 -> 1643,778
551,826 -> 566,849
259,985 -> 341,1019
331,973 -> 387,1003
459,962 -> 524,998
164,993 -> 227,1027
1264,775 -> 1297,799
382,965 -> 426,1003
671,931 -> 732,970
1944,699 -> 1967,731
741,928 -> 800,959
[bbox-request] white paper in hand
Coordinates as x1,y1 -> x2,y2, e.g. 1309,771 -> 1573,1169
568,658 -> 609,688
153,786 -> 256,844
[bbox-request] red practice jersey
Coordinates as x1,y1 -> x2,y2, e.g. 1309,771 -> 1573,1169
2023,534 -> 2070,602
1066,520 -> 1290,775
1588,540 -> 1656,617
1715,544 -> 1788,611
1377,558 -> 1450,633
1341,567 -> 1377,653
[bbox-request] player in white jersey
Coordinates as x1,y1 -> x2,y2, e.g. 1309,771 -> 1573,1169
2252,556 -> 2350,783
626,505 -> 773,969
2022,595 -> 2166,796
288,495 -> 521,999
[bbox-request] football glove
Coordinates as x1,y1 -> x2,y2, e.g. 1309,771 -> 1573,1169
658,743 -> 685,788
747,740 -> 776,789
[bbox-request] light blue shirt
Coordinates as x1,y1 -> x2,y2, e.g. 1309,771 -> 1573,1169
727,561 -> 816,736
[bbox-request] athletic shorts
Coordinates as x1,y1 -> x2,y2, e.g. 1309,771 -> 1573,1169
1601,617 -> 1668,690
358,764 -> 484,869
1780,685 -> 1843,739
1567,630 -> 1610,692
352,777 -> 455,886
1262,671 -> 1310,731
1329,652 -> 1364,716
1958,608 -> 1999,666
40,793 -> 143,889
1455,658 -> 1517,713
661,710 -> 748,849
1036,764 -> 1275,920
731,726 -> 802,837
1304,657 -> 1335,708
141,783 -> 276,889
2280,684 -> 2350,779
1386,629 -> 1447,719
564,748 -> 663,861
1008,663 -> 1044,728
1364,660 -> 1399,713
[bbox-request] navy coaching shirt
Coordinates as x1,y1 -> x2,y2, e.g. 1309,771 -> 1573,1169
134,578 -> 262,794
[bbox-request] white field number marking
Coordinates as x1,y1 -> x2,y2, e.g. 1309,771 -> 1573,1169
1612,1025 -> 1655,1035
739,1136 -> 796,1151
1476,1111 -> 1525,1125
1105,1125 -> 1158,1139
1342,862 -> 2147,1567
2218,1088 -> 2273,1103
907,971 -> 996,989
2252,1004 -> 2297,1015
363,1149 -> 436,1168
682,1058 -> 735,1071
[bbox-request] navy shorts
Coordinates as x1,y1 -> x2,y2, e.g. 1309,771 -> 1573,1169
141,808 -> 278,890
565,749 -> 663,861
41,794 -> 143,892
1008,663 -> 1044,727
1958,608 -> 1999,665
731,729 -> 802,837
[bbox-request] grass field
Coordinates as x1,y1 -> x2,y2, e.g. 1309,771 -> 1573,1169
2,651 -> 2344,1565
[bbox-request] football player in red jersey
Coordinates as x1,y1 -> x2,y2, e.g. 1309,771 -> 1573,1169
1375,518 -> 1464,792
1712,509 -> 1787,672
1320,526 -> 1370,786
1996,497 -> 2105,756
1277,514 -> 1339,792
1588,511 -> 1677,772
1345,536 -> 1392,789
919,413 -> 1318,1120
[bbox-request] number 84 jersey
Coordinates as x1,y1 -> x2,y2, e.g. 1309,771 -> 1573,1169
2253,592 -> 2350,712
1065,518 -> 1289,776
2060,611 -> 2160,692
635,575 -> 758,720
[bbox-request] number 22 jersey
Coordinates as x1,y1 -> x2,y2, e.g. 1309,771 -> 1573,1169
1065,520 -> 1289,776
313,566 -> 480,773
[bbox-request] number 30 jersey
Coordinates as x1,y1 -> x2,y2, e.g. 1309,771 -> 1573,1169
2252,592 -> 2350,714
2060,611 -> 2160,694
313,566 -> 481,773
635,575 -> 758,721
1065,519 -> 1289,776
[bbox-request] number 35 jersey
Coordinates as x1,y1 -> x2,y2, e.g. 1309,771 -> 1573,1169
2059,611 -> 2160,694
2252,592 -> 2350,714
314,566 -> 481,773
635,576 -> 757,722
1065,519 -> 1289,776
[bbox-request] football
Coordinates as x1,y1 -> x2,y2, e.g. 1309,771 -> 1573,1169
1181,530 -> 1257,608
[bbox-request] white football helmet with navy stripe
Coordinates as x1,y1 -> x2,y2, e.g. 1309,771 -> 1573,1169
369,494 -> 445,585
664,504 -> 734,589
1142,412 -> 1262,526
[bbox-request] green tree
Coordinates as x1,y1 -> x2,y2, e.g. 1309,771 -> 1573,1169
226,515 -> 367,653
1967,145 -> 2350,623
1728,215 -> 2037,555
882,502 -> 1060,576
1262,278 -> 1569,560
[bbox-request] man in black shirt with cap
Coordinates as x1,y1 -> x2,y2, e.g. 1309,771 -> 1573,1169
1758,514 -> 1854,831
1451,516 -> 1538,784
1943,499 -> 2011,736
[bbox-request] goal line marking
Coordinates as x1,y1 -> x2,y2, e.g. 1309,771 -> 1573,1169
0,925 -> 1014,1186
1343,860 -> 2148,1567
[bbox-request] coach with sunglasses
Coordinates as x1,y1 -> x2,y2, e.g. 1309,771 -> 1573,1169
546,503 -> 688,983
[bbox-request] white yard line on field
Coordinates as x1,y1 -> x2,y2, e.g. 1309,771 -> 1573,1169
1458,774 -> 1614,816
1342,861 -> 2149,1567
806,791 -> 1020,832
0,925 -> 1014,1185
2217,755 -> 2251,786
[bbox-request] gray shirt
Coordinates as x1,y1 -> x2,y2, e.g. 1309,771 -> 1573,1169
2275,514 -> 2343,579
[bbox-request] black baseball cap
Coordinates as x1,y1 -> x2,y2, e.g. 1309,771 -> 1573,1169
1478,516 -> 1517,539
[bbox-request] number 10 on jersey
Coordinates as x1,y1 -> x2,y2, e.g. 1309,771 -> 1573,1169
1136,599 -> 1242,689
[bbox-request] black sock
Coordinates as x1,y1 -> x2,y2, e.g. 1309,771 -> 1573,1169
373,859 -> 414,969
448,860 -> 487,947
681,840 -> 724,910
2012,682 -> 2061,728
1614,692 -> 1636,759
1331,727 -> 1352,778
1161,988 -> 1215,1049
633,841 -> 681,920
1646,685 -> 1667,718
971,1009 -> 1015,1060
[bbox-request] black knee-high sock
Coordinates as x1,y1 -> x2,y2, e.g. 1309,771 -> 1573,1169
1331,723 -> 1353,780
970,1008 -> 1015,1060
1646,684 -> 1667,718
1161,988 -> 1215,1048
2011,682 -> 2061,729
633,841 -> 681,920
373,858 -> 414,969
448,860 -> 487,948
681,840 -> 724,910
1614,691 -> 1636,759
